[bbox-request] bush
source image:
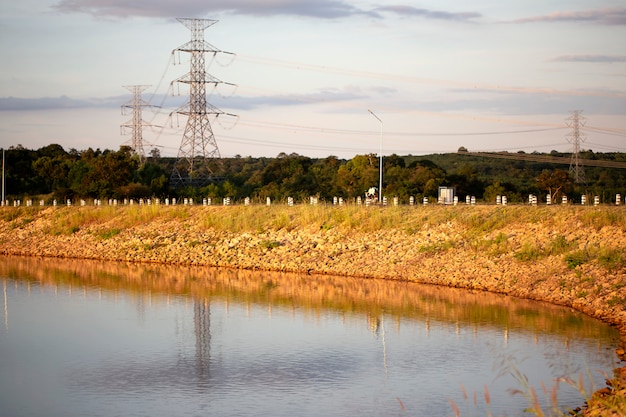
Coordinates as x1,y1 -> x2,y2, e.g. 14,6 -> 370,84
597,247 -> 624,271
565,251 -> 588,269
515,241 -> 542,261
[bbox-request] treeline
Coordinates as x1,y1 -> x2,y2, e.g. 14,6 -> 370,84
3,144 -> 626,204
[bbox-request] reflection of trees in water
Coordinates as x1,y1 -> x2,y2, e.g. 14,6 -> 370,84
0,255 -> 617,348
2,254 -> 620,402
367,312 -> 380,335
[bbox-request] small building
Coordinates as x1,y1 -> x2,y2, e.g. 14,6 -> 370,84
438,186 -> 455,205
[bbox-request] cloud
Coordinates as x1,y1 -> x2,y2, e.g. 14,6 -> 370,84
374,5 -> 481,22
509,7 -> 626,25
551,54 -> 626,63
52,0 -> 380,19
0,95 -> 122,111
0,86 -> 368,112
437,88 -> 626,116
213,88 -> 369,110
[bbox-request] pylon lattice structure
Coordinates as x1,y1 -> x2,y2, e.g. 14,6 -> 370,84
566,110 -> 586,184
170,18 -> 234,187
121,85 -> 152,164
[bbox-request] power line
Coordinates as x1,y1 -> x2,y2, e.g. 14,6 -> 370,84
235,118 -> 566,138
583,126 -> 626,138
585,141 -> 626,152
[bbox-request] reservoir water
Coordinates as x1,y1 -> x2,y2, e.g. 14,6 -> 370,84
0,256 -> 620,416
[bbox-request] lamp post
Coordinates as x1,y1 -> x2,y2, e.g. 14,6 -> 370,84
1,148 -> 4,206
368,109 -> 383,203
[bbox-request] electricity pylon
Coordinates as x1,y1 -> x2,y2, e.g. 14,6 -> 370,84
566,110 -> 586,184
121,85 -> 152,164
170,18 -> 235,187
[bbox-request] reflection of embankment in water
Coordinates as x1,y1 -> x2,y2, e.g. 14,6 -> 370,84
1,254 -> 616,347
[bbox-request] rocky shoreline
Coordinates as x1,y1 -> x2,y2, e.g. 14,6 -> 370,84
1,204 -> 625,414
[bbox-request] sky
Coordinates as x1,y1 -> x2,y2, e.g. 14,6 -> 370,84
0,0 -> 625,159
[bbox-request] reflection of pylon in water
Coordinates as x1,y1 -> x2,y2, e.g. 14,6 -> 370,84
121,85 -> 152,164
194,300 -> 211,379
170,18 -> 236,187
566,110 -> 586,184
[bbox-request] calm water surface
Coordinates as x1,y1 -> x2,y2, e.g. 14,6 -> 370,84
0,256 -> 620,417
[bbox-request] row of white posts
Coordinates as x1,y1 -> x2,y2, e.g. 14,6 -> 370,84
524,194 -> 621,206
2,193 -> 624,207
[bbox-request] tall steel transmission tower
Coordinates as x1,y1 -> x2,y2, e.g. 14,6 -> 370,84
170,18 -> 234,187
121,85 -> 152,164
566,110 -> 586,184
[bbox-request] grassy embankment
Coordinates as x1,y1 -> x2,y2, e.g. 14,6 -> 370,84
1,202 -> 625,286
1,202 -> 626,415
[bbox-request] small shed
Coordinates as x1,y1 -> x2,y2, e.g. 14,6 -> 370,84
438,187 -> 455,205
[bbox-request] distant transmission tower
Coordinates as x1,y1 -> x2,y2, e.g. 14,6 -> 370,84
566,110 -> 586,184
121,85 -> 152,164
170,18 -> 235,187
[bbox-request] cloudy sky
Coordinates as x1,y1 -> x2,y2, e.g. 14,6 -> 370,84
0,0 -> 625,158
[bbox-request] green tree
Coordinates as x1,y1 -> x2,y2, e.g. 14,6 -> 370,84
405,160 -> 446,198
336,154 -> 378,198
3,145 -> 44,197
483,181 -> 506,203
33,155 -> 72,193
536,169 -> 572,203
137,162 -> 169,196
259,154 -> 315,200
67,146 -> 138,198
310,156 -> 342,199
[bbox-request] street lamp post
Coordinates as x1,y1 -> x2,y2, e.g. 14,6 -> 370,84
1,148 -> 4,206
368,109 -> 383,203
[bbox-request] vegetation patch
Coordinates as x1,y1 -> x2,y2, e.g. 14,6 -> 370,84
514,241 -> 542,262
419,239 -> 456,253
259,240 -> 283,250
597,247 -> 625,271
547,234 -> 574,256
563,246 -> 625,272
20,217 -> 34,227
564,250 -> 589,269
0,207 -> 36,222
580,209 -> 625,231
477,231 -> 510,256
607,295 -> 626,308
97,228 -> 121,240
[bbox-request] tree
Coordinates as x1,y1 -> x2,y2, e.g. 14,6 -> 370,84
66,146 -> 138,198
33,155 -> 72,193
37,144 -> 68,159
310,156 -> 342,199
116,183 -> 150,199
149,147 -> 161,160
4,145 -> 44,197
336,154 -> 378,198
405,160 -> 446,198
137,162 -> 169,195
536,169 -> 572,202
259,154 -> 315,200
446,164 -> 484,200
483,181 -> 506,204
